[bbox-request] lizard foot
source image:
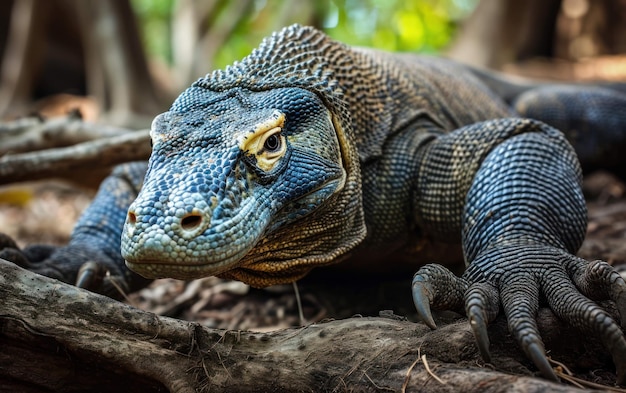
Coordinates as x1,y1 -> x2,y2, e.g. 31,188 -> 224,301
412,245 -> 626,385
0,232 -> 133,298
0,232 -> 65,279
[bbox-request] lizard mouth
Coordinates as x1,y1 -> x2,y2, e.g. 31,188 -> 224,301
125,259 -> 239,280
122,197 -> 269,280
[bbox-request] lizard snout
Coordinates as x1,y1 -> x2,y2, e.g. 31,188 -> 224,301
124,202 -> 210,242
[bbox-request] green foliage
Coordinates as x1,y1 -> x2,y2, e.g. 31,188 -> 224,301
131,0 -> 478,68
324,0 -> 477,53
131,0 -> 175,63
197,1 -> 330,70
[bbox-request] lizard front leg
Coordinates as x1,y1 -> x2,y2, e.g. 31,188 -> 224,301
410,118 -> 626,383
0,162 -> 150,298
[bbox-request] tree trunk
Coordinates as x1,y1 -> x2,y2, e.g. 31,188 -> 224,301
0,0 -> 48,117
447,0 -> 562,69
0,258 -> 618,392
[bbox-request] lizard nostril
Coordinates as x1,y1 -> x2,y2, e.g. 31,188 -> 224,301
127,211 -> 137,226
181,213 -> 203,231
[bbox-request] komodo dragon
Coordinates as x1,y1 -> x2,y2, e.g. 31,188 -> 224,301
1,24 -> 626,384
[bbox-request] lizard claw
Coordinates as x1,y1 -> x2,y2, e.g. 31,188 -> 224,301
76,261 -> 108,290
494,268 -> 560,382
460,246 -> 626,385
411,278 -> 437,329
467,308 -> 490,362
526,342 -> 559,382
76,261 -> 137,299
412,264 -> 468,329
558,258 -> 626,385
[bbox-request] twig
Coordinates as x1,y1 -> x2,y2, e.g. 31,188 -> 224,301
422,354 -> 446,385
108,273 -> 134,305
401,355 -> 422,393
292,281 -> 306,325
547,356 -> 575,376
0,115 -> 129,155
364,372 -> 395,392
557,371 -> 626,392
0,129 -> 150,184
549,357 -> 626,392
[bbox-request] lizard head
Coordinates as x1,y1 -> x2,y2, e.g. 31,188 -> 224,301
121,86 -> 363,286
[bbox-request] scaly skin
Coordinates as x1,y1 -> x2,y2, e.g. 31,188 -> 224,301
2,25 -> 626,384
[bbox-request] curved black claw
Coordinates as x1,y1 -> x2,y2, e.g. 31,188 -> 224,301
458,245 -> 626,385
75,261 -> 133,299
412,278 -> 437,329
526,342 -> 559,383
76,261 -> 108,290
465,282 -> 500,363
412,264 -> 468,329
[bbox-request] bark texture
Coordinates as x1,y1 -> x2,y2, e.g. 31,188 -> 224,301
0,259 -> 618,392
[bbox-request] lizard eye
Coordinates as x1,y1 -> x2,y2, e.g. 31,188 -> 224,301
257,127 -> 286,166
263,131 -> 282,153
263,133 -> 280,151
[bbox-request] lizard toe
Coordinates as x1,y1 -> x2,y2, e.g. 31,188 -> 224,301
0,236 -> 132,298
0,238 -> 57,272
412,263 -> 467,329
0,247 -> 31,268
22,244 -> 60,263
75,260 -> 131,299
0,232 -> 31,268
0,245 -> 70,282
566,258 -> 626,330
465,282 -> 500,363
542,264 -> 626,385
0,232 -> 19,249
499,272 -> 558,381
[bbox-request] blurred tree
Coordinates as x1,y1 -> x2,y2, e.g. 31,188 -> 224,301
0,0 -> 473,125
0,0 -> 167,127
132,0 -> 474,84
0,0 -> 624,127
166,0 -> 327,87
447,0 -> 563,68
448,0 -> 626,80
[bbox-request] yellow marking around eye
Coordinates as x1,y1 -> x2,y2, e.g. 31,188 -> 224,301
239,112 -> 287,171
255,112 -> 286,136
238,112 -> 286,152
